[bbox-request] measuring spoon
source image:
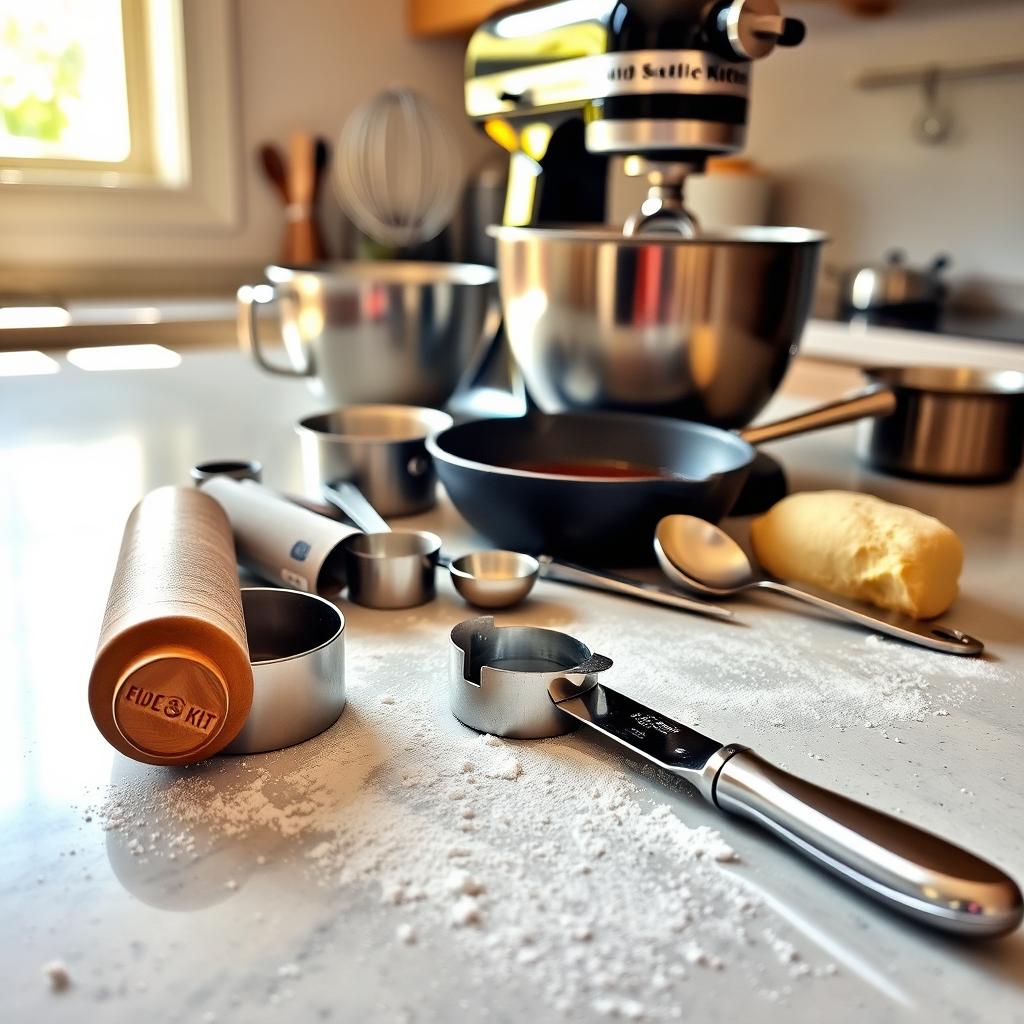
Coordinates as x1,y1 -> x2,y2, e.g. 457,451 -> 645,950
323,484 -> 731,618
654,514 -> 982,655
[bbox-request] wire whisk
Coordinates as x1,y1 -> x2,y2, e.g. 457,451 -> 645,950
334,87 -> 464,249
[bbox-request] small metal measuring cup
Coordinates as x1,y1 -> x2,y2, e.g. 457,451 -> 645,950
227,588 -> 346,753
322,482 -> 441,609
448,616 -> 1024,939
191,459 -> 263,486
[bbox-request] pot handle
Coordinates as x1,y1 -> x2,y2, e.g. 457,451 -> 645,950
739,386 -> 897,446
237,283 -> 310,377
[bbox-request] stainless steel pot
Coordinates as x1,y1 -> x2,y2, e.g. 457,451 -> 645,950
490,225 -> 826,428
836,250 -> 949,330
297,405 -> 453,517
239,261 -> 498,408
859,365 -> 1024,482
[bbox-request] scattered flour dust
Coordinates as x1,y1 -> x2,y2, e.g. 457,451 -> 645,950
93,690 -> 835,1019
85,593 -> 1007,1017
606,616 -> 1006,733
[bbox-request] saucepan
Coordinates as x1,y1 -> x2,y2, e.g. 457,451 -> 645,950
428,388 -> 894,562
859,365 -> 1024,482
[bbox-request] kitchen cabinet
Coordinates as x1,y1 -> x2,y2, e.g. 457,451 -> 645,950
407,0 -> 506,37
407,0 -> 909,38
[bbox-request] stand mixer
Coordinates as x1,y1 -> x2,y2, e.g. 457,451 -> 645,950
464,1 -> 818,514
465,0 -> 805,234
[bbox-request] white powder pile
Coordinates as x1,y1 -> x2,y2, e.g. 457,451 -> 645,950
96,691 -> 835,1018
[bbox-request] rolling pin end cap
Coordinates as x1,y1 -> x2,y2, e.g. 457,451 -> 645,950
112,654 -> 230,763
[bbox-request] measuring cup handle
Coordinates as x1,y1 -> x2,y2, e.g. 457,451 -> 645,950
756,579 -> 983,655
322,482 -> 391,534
713,748 -> 1023,937
238,283 -> 310,377
739,386 -> 897,446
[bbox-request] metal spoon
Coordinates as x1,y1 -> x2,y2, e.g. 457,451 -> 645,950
654,514 -> 983,655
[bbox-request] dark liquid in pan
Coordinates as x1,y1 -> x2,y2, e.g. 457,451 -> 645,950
511,459 -> 673,479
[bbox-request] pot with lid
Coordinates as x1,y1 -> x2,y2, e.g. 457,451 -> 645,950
836,249 -> 950,330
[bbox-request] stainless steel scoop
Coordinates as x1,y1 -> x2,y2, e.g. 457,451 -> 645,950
322,482 -> 441,609
449,616 -> 1023,939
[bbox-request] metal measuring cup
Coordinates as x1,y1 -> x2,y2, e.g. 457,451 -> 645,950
322,482 -> 441,609
448,616 -> 1023,939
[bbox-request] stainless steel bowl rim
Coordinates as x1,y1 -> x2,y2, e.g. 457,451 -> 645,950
426,412 -> 754,485
343,531 -> 443,558
487,225 -> 828,247
449,551 -> 541,580
297,405 -> 455,445
265,261 -> 498,287
192,459 -> 264,476
865,365 -> 1024,397
241,587 -> 345,665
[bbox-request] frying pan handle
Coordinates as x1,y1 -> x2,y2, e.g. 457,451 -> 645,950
739,387 -> 896,446
713,748 -> 1023,937
756,579 -> 984,655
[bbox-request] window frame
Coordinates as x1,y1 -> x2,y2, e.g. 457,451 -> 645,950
0,0 -> 155,180
0,0 -> 241,250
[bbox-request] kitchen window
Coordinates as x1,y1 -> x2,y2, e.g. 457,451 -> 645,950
0,0 -> 240,259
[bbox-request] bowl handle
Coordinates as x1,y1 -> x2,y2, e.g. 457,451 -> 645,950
237,283 -> 310,377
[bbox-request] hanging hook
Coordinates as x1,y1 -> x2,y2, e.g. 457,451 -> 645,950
915,65 -> 951,145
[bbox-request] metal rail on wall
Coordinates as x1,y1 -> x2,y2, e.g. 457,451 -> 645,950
854,54 -> 1024,144
854,54 -> 1024,90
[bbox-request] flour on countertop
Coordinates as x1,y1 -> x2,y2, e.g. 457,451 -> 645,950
85,596 -> 1007,1019
605,617 -> 1004,733
93,694 -> 832,1019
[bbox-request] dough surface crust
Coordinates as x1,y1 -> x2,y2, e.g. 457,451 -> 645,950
750,490 -> 963,620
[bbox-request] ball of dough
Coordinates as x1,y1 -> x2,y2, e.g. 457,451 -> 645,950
750,491 -> 963,620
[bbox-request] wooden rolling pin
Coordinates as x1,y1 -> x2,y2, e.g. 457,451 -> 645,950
89,487 -> 254,766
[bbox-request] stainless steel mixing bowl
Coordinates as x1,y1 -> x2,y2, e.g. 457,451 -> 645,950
239,261 -> 498,408
490,226 -> 826,428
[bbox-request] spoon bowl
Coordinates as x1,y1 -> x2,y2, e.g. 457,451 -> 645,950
449,550 -> 540,609
654,515 -> 754,596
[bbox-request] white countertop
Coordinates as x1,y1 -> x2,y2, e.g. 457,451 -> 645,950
2,351 -> 1023,1024
800,318 -> 1024,372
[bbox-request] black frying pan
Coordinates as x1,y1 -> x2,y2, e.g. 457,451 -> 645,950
427,389 -> 893,563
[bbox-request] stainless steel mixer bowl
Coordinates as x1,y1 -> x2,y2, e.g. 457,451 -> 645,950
490,226 -> 826,428
239,261 -> 498,408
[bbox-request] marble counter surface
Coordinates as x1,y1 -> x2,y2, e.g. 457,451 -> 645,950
2,351 -> 1022,1024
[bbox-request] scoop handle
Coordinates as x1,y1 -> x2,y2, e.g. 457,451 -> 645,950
538,557 -> 734,621
322,482 -> 391,534
714,749 -> 1023,938
755,579 -> 983,655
